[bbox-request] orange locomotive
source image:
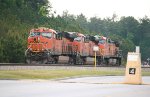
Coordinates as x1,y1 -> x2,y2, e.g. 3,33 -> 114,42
25,27 -> 78,64
25,27 -> 62,64
71,35 -> 122,66
68,33 -> 89,64
97,36 -> 122,65
25,27 -> 122,65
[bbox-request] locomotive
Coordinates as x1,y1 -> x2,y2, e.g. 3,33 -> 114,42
25,27 -> 122,65
25,27 -> 78,64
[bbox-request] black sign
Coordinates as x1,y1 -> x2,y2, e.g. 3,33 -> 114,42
129,68 -> 136,74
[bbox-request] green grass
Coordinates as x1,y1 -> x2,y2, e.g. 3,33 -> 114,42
0,69 -> 149,79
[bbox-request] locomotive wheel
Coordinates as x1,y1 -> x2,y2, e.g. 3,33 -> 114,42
47,55 -> 53,63
47,55 -> 59,64
75,56 -> 81,65
116,58 -> 121,66
53,56 -> 59,64
74,56 -> 86,65
25,51 -> 49,64
27,59 -> 48,64
26,57 -> 31,64
104,58 -> 109,66
96,57 -> 103,65
42,58 -> 48,64
68,57 -> 74,65
82,57 -> 87,65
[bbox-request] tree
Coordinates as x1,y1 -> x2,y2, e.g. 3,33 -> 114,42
76,14 -> 88,30
118,17 -> 139,40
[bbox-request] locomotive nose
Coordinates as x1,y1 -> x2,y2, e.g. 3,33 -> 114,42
28,36 -> 44,52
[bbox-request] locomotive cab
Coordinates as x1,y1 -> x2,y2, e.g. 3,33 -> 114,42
73,33 -> 90,56
25,27 -> 60,64
97,36 -> 122,66
68,33 -> 90,65
28,31 -> 52,52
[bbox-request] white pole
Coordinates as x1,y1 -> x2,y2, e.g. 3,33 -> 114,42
136,46 -> 140,53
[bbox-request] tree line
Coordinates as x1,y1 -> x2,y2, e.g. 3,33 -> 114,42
0,0 -> 150,63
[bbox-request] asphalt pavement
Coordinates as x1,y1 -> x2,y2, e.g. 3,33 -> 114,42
0,76 -> 150,97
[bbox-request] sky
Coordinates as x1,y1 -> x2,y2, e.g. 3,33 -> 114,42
49,0 -> 150,19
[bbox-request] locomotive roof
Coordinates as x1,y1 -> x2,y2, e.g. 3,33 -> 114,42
94,35 -> 107,40
67,32 -> 77,34
30,27 -> 56,33
77,33 -> 85,37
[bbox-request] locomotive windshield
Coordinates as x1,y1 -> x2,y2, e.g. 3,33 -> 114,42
29,32 -> 52,38
99,39 -> 105,44
41,32 -> 52,38
30,32 -> 40,37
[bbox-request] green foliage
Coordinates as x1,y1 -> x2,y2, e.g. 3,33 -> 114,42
0,38 -> 4,62
0,69 -> 124,79
0,69 -> 149,79
118,17 -> 139,38
140,38 -> 150,60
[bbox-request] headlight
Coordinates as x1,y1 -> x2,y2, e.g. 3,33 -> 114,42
29,48 -> 32,51
38,37 -> 40,42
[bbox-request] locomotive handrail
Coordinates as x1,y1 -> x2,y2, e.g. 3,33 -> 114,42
25,45 -> 31,56
118,50 -> 122,57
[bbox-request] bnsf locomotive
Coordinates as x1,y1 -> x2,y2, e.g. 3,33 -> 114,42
25,27 -> 122,65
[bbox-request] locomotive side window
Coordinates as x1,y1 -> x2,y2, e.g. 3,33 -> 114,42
99,39 -> 105,44
82,37 -> 85,42
30,32 -> 40,37
53,33 -> 56,38
84,36 -> 90,43
74,37 -> 81,42
41,32 -> 52,38
56,32 -> 62,40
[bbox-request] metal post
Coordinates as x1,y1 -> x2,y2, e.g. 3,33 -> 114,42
147,58 -> 150,65
95,51 -> 96,67
93,46 -> 99,68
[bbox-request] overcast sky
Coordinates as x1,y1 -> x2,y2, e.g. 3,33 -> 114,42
49,0 -> 150,19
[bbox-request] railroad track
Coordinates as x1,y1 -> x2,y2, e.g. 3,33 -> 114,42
0,57 -> 124,67
0,61 -> 123,67
0,63 -> 150,72
0,64 -> 125,71
0,63 -> 122,67
0,62 -> 149,67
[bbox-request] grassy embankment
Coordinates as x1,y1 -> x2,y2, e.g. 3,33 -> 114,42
0,69 -> 149,79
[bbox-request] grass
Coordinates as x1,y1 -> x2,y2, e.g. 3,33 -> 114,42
0,69 -> 149,79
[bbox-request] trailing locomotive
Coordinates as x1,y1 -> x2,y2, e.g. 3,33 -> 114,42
25,27 -> 122,65
69,34 -> 122,65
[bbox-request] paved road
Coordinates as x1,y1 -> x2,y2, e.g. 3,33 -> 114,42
0,76 -> 150,97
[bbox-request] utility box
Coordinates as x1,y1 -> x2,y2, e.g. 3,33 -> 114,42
125,52 -> 142,84
93,46 -> 99,52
